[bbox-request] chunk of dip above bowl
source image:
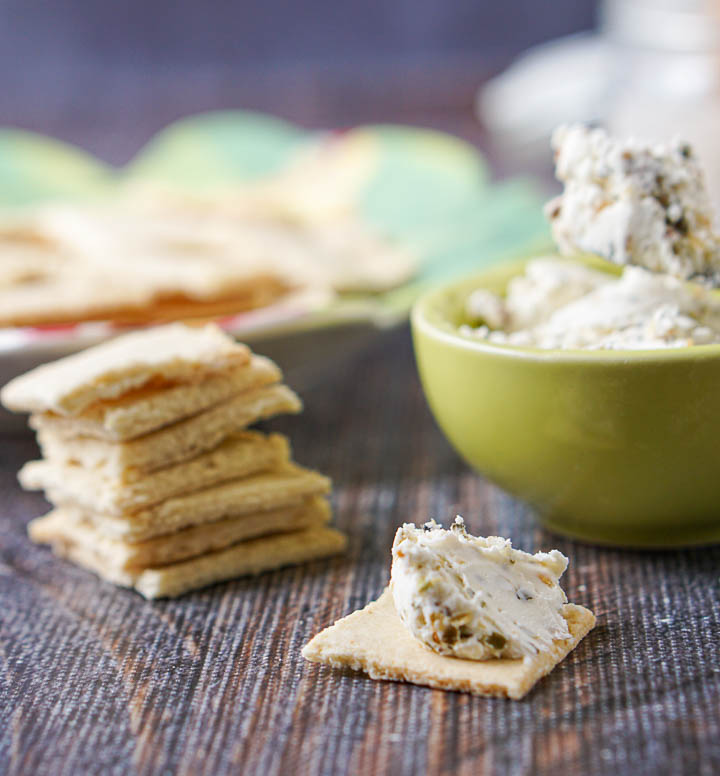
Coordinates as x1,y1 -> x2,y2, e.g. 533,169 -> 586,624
411,254 -> 720,547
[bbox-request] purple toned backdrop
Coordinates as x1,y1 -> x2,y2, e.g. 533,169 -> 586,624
0,0 -> 598,162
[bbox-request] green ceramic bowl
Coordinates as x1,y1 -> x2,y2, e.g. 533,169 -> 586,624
411,255 -> 720,547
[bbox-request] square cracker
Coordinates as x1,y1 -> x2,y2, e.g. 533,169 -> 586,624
20,431 -> 290,513
34,462 -> 332,539
29,354 -> 282,442
32,383 -> 302,477
39,523 -> 347,598
302,589 -> 596,700
0,322 -> 249,416
29,495 -> 331,570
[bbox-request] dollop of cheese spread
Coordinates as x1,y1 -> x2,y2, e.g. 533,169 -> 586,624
545,124 -> 720,282
390,518 -> 571,660
462,258 -> 720,350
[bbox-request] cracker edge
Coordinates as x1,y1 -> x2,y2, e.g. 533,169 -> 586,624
39,524 -> 348,599
0,322 -> 250,416
23,431 -> 291,512
29,494 -> 331,569
301,589 -> 596,700
30,354 -> 283,442
29,383 -> 303,479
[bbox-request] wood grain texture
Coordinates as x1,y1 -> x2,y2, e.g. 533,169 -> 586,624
1,327 -> 719,776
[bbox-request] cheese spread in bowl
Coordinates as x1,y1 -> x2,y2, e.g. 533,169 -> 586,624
462,259 -> 720,350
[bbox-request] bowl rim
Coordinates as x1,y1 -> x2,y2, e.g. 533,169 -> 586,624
411,254 -> 720,364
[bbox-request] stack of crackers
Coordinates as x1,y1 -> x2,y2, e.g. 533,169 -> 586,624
1,323 -> 346,598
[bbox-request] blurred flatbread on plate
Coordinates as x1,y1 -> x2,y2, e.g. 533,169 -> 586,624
0,132 -> 416,328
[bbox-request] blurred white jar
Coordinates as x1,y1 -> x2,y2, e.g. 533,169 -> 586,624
479,0 -> 720,206
605,0 -> 720,206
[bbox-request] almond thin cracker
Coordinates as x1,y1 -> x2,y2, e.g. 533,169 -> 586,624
302,589 -> 595,700
1,322 -> 249,416
34,463 -> 332,539
20,431 -> 290,513
37,523 -> 347,598
32,383 -> 302,476
29,354 -> 282,442
29,495 -> 331,570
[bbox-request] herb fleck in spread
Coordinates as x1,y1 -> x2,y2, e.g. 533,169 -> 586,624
462,258 -> 720,350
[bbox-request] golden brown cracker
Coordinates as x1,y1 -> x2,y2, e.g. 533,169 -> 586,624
31,463 -> 332,539
29,495 -> 330,570
32,383 -> 302,477
36,522 -> 347,598
21,431 -> 290,513
31,355 -> 282,442
1,322 -> 249,416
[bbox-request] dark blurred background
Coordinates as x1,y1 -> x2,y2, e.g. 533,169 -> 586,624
0,0 -> 598,163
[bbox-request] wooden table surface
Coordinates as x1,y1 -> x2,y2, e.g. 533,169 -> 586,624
1,60 -> 719,773
1,326 -> 719,776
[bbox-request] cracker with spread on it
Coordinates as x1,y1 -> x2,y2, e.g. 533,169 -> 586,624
302,589 -> 595,700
